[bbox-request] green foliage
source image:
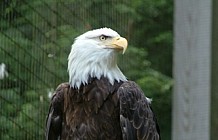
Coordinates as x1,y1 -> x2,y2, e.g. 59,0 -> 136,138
129,0 -> 173,76
119,46 -> 151,80
0,0 -> 173,139
0,89 -> 49,139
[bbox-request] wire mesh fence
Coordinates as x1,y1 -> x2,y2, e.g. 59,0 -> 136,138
0,0 -> 173,140
0,0 -> 129,139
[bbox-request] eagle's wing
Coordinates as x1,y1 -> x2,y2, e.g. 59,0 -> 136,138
45,83 -> 69,140
118,81 -> 160,140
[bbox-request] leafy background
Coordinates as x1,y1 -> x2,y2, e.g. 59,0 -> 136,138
0,0 -> 173,139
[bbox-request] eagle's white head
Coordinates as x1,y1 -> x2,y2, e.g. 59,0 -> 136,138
68,28 -> 128,88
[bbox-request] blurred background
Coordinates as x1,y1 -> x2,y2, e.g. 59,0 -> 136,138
0,0 -> 173,139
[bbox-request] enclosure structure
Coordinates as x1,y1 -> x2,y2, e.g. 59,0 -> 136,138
0,0 -> 173,139
173,0 -> 218,140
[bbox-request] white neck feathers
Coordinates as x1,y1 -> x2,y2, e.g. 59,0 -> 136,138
68,39 -> 126,89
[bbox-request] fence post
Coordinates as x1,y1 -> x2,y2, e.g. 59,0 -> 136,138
172,0 -> 217,139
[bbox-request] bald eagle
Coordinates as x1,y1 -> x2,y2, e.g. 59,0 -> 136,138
45,28 -> 160,140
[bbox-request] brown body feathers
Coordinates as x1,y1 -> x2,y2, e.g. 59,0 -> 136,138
46,77 -> 160,140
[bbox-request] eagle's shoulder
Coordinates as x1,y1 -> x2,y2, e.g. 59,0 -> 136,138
118,81 -> 161,140
52,82 -> 70,98
45,82 -> 70,140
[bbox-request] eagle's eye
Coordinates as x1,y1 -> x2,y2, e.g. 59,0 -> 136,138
99,35 -> 107,41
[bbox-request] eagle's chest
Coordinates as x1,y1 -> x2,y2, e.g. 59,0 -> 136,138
62,79 -> 123,140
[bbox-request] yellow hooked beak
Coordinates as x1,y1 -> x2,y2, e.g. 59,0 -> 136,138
109,37 -> 128,54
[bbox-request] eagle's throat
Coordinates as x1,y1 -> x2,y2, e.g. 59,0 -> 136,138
68,50 -> 127,89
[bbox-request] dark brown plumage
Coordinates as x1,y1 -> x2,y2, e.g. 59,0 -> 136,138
45,77 -> 160,140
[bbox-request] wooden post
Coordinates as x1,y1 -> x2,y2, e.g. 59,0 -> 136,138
172,0 -> 216,139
